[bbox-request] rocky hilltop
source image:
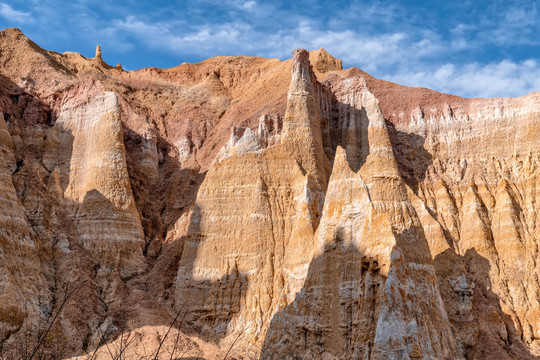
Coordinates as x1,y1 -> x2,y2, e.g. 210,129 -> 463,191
0,28 -> 539,359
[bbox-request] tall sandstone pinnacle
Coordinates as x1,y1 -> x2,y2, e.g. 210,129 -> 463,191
174,49 -> 333,352
261,55 -> 457,359
281,48 -> 332,189
174,50 -> 456,358
0,28 -> 539,359
43,84 -> 146,282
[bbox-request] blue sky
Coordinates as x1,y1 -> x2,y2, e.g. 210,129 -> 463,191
1,0 -> 539,98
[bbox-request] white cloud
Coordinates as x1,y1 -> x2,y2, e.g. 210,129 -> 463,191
387,59 -> 540,98
0,3 -> 33,23
107,16 -> 443,73
477,2 -> 539,46
7,0 -> 537,98
104,14 -> 540,97
109,16 -> 251,54
504,4 -> 536,26
241,1 -> 257,11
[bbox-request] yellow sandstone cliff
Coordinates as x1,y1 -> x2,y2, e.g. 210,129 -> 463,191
0,28 -> 538,359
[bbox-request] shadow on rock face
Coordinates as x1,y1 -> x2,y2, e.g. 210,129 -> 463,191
433,247 -> 539,359
0,75 -> 105,358
260,233 -> 386,359
174,205 -> 250,342
386,120 -> 433,194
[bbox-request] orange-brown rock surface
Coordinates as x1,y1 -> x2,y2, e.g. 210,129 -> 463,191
0,27 -> 538,359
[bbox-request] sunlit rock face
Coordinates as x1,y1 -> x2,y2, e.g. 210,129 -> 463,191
0,28 -> 538,359
44,89 -> 146,279
175,50 -> 332,353
387,92 -> 540,359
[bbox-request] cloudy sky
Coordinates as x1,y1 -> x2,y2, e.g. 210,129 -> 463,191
1,0 -> 539,98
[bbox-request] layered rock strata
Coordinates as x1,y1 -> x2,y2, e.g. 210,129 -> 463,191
262,77 -> 457,358
175,50 -> 332,353
387,92 -> 540,358
43,88 -> 146,280
0,112 -> 45,342
0,27 -> 538,359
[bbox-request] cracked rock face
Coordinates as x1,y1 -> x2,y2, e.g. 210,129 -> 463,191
0,28 -> 539,359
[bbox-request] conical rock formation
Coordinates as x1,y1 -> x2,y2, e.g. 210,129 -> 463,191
0,29 -> 538,359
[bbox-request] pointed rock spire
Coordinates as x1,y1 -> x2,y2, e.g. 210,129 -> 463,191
95,45 -> 102,59
282,49 -> 331,188
93,44 -> 112,69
